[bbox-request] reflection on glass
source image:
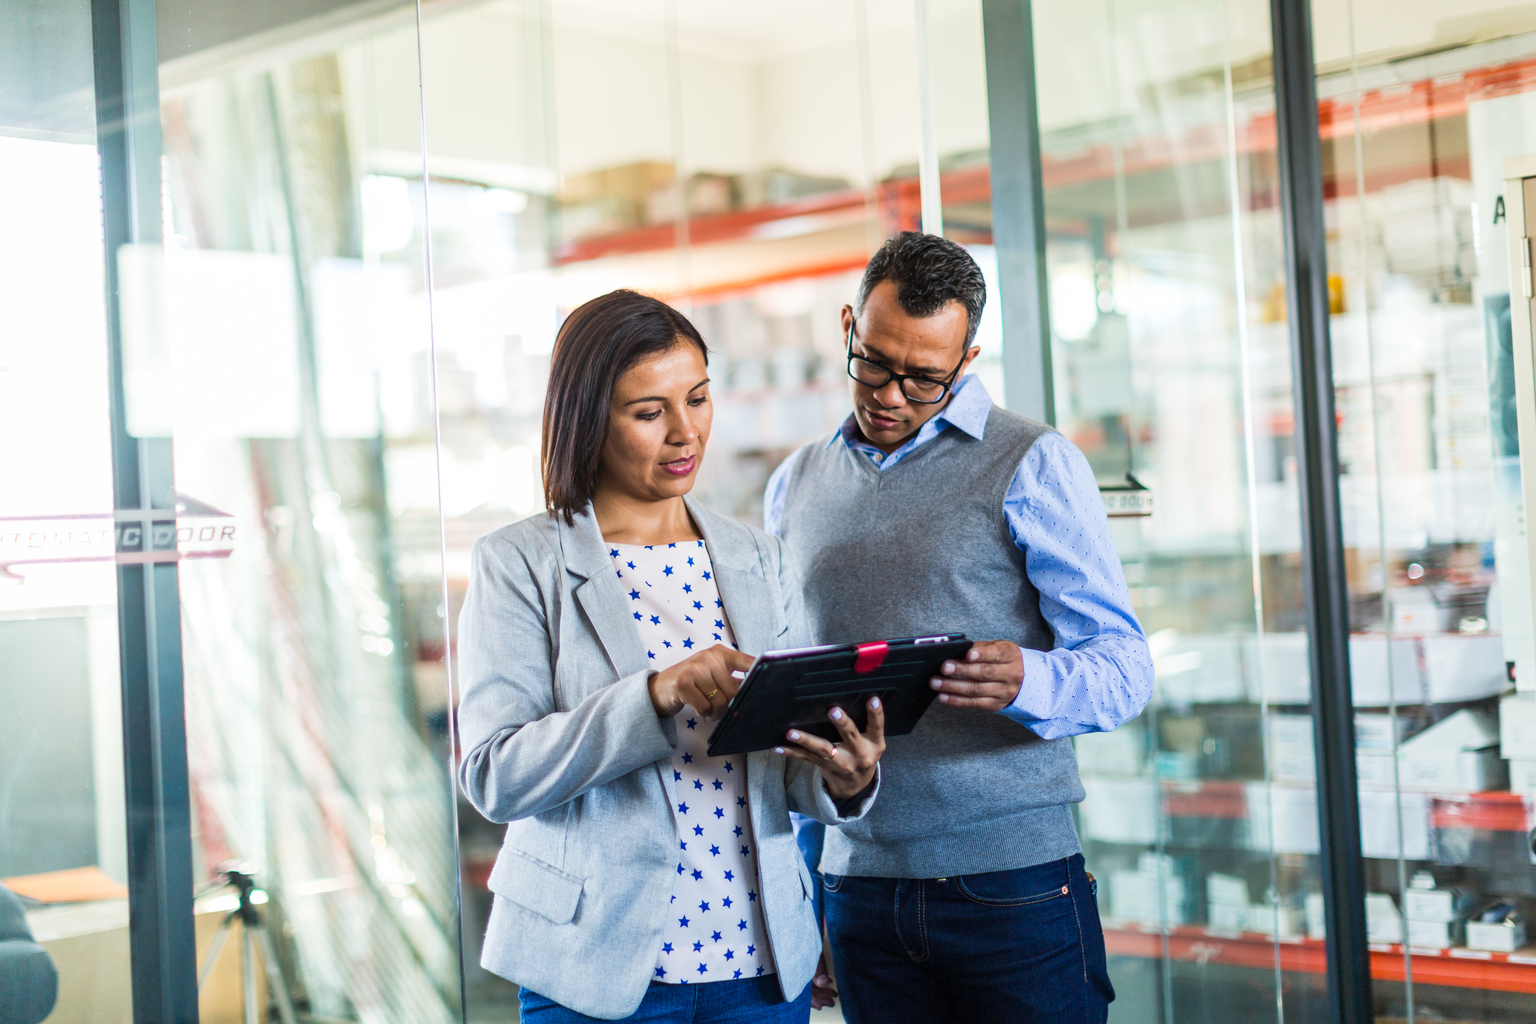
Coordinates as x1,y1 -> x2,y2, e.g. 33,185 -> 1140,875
151,3 -> 463,1019
0,0 -> 135,1016
1319,3 -> 1536,1020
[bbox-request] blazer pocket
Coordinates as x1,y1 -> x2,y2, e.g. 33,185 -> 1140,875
489,847 -> 585,924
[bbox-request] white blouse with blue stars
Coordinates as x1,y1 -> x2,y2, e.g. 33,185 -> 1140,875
609,539 -> 773,985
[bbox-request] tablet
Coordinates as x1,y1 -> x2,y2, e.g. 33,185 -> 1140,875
705,634 -> 971,757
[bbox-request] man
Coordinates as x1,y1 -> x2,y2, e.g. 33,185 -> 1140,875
764,232 -> 1153,1023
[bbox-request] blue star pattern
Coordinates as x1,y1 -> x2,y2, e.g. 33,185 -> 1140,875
610,540 -> 770,985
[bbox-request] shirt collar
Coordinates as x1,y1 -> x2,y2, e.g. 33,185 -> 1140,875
827,373 -> 992,450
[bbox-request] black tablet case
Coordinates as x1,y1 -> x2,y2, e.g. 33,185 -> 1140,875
705,634 -> 971,757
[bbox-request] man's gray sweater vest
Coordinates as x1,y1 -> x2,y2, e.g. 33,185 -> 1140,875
778,407 -> 1085,878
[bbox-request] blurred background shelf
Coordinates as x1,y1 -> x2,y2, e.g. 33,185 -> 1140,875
1105,924 -> 1536,994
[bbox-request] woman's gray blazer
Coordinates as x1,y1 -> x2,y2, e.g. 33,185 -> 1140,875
457,495 -> 876,1020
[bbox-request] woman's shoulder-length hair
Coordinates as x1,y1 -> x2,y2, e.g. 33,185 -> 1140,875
541,289 -> 708,524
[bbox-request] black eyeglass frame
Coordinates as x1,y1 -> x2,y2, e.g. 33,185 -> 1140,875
844,315 -> 967,405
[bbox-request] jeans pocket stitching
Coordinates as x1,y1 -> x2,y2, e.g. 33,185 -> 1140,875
822,873 -> 844,893
954,876 -> 1070,907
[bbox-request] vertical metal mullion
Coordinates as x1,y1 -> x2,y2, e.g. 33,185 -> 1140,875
1268,0 -> 1372,1020
980,0 -> 1054,424
91,0 -> 200,1021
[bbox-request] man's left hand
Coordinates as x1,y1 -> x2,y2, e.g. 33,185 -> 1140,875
930,640 -> 1024,711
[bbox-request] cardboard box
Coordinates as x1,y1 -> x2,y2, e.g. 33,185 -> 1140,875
1303,892 -> 1403,943
1306,893 -> 1326,940
1354,714 -> 1406,752
1109,868 -> 1187,927
1405,888 -> 1458,922
1421,634 -> 1509,703
1208,901 -> 1249,932
1367,893 -> 1404,944
1396,710 -> 1505,792
1248,901 -> 1307,939
1207,873 -> 1250,907
1501,694 -> 1536,759
1356,753 -> 1397,788
1406,918 -> 1461,948
1510,759 -> 1536,795
1467,919 -> 1526,952
1396,748 -> 1506,793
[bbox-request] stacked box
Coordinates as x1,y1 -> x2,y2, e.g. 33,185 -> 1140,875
1206,873 -> 1249,932
1403,875 -> 1475,949
1110,854 -> 1189,927
1307,892 -> 1404,943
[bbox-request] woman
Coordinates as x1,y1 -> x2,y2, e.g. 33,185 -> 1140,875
457,289 -> 885,1023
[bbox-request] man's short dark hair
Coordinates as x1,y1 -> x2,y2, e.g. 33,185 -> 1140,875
855,231 -> 986,347
542,289 -> 708,524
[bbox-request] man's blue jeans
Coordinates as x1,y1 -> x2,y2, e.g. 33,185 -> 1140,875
822,853 -> 1114,1024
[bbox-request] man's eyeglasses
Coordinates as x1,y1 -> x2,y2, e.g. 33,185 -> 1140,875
845,316 -> 965,405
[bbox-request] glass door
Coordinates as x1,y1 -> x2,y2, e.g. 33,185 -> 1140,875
1316,3 -> 1536,1019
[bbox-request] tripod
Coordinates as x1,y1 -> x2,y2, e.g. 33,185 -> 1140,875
196,869 -> 299,1024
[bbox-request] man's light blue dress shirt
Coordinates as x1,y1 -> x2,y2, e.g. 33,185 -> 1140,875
763,374 -> 1154,741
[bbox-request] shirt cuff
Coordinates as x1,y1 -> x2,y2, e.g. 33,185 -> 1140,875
816,764 -> 880,822
997,644 -> 1055,727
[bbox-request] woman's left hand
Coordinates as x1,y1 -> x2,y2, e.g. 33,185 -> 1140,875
774,697 -> 885,801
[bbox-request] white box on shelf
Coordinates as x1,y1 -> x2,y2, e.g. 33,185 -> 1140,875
1365,893 -> 1405,944
1350,637 -> 1426,706
1404,886 -> 1467,923
1421,634 -> 1509,703
1509,759 -> 1536,795
1402,709 -> 1499,755
1206,873 -> 1250,908
1248,901 -> 1307,940
1266,714 -> 1317,783
1466,919 -> 1526,953
1305,893 -> 1326,940
1396,748 -> 1506,793
1245,783 -> 1321,855
1356,753 -> 1397,789
1208,901 -> 1249,932
1109,868 -> 1187,927
1354,714 -> 1405,752
1406,918 -> 1459,948
1358,790 -> 1431,860
1244,633 -> 1311,705
1501,693 -> 1536,759
1391,587 -> 1446,635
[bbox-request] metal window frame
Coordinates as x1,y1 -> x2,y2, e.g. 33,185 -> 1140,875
1268,0 -> 1373,1019
90,0 -> 201,1021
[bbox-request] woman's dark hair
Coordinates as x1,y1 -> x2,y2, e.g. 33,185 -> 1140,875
542,289 -> 709,523
855,231 -> 987,346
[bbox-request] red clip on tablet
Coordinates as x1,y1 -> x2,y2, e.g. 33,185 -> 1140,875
853,641 -> 888,673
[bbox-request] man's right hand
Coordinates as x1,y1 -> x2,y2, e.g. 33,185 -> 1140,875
648,644 -> 756,719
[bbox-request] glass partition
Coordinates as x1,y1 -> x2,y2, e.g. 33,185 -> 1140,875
1026,0 -> 1339,1018
150,2 -> 465,1020
1315,2 -> 1536,1019
0,1 -> 136,1018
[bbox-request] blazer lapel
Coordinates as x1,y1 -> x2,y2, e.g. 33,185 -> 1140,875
559,508 -> 649,679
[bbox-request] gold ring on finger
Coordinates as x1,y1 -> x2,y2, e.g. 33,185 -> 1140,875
704,688 -> 719,699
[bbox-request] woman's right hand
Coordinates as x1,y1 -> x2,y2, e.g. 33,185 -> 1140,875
648,644 -> 757,719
